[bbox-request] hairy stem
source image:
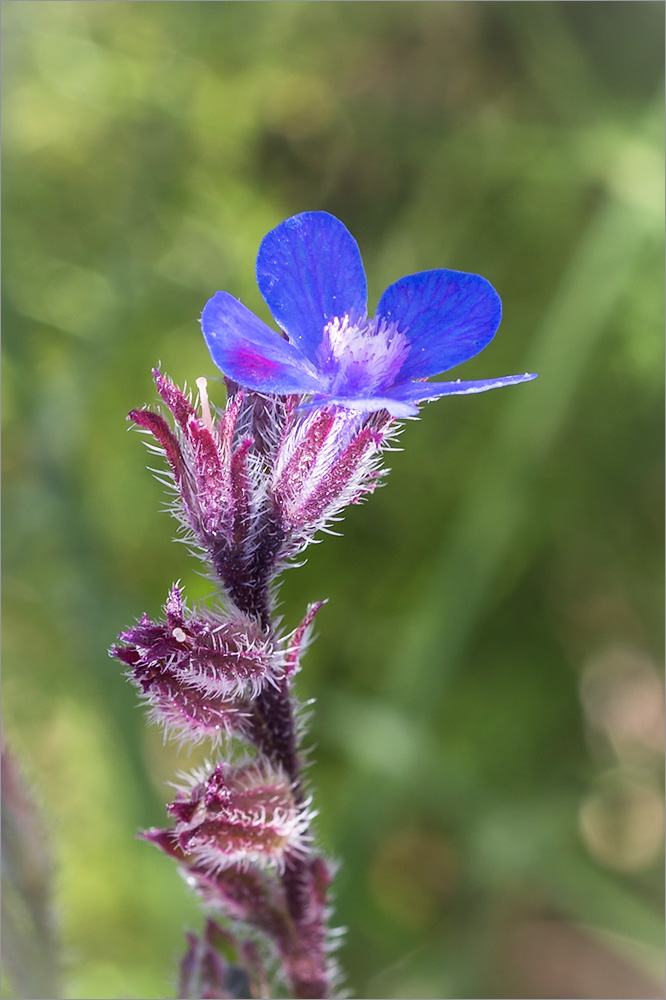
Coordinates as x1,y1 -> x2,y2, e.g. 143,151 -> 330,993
217,572 -> 330,999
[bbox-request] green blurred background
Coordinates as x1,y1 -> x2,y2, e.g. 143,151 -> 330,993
2,3 -> 664,998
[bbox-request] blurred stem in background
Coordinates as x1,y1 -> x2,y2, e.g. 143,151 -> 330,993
1,746 -> 61,1000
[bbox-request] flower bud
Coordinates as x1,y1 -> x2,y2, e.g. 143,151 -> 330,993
130,371 -> 257,554
168,761 -> 312,872
271,407 -> 391,547
112,586 -> 280,746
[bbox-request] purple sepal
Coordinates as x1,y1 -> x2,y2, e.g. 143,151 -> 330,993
128,408 -> 191,496
184,414 -> 227,537
154,370 -> 197,430
292,426 -> 382,528
271,409 -> 338,509
132,371 -> 254,551
140,826 -> 183,860
285,602 -> 326,678
271,407 -> 391,545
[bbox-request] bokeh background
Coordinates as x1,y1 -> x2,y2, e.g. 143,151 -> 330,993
2,3 -> 664,999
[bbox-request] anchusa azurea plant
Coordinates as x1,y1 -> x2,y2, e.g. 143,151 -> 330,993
112,211 -> 536,999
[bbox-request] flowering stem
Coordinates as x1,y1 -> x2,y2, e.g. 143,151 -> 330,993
219,546 -> 329,998
114,210 -> 535,1000
280,862 -> 330,1000
211,522 -> 285,630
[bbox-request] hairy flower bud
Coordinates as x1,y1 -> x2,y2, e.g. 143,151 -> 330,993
129,371 -> 257,554
168,761 -> 312,873
112,586 -> 280,746
270,406 -> 392,549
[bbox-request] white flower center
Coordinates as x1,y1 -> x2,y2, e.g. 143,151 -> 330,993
318,314 -> 410,397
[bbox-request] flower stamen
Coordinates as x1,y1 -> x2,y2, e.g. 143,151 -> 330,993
196,377 -> 215,434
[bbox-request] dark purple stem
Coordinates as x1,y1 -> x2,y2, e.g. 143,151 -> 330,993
210,513 -> 285,632
212,548 -> 330,999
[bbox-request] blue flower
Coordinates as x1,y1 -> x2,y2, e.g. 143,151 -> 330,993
201,212 -> 536,418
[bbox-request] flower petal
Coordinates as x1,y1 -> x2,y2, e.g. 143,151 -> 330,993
376,269 -> 502,381
256,212 -> 368,361
303,393 -> 419,418
201,291 -> 323,395
390,372 -> 538,405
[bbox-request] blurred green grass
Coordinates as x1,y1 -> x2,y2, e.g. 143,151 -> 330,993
2,3 -> 664,998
